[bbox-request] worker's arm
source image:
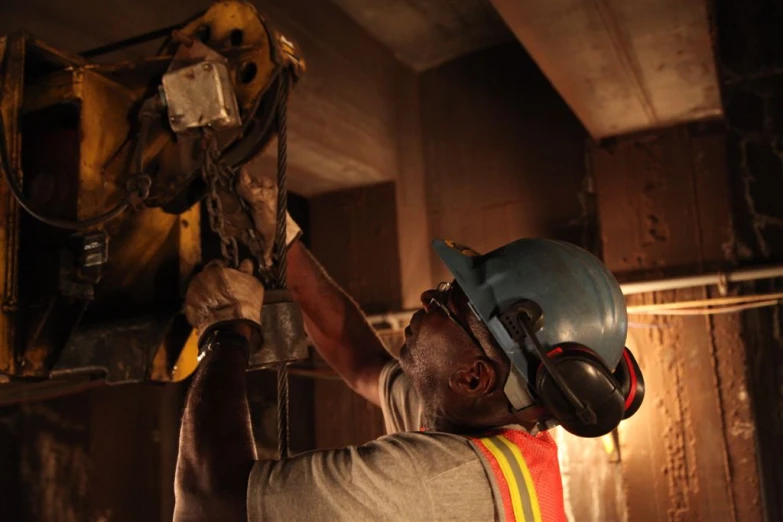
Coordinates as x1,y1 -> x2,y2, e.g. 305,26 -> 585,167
286,240 -> 392,406
174,327 -> 255,522
236,168 -> 392,406
174,261 -> 264,522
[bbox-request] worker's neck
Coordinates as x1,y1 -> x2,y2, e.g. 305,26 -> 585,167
426,411 -> 527,435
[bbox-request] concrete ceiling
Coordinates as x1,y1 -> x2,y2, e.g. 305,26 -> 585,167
491,0 -> 723,140
329,0 -> 514,71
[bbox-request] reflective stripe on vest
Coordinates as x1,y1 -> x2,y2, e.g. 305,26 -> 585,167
469,430 -> 566,522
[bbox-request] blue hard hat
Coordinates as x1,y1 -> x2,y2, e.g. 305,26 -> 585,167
433,238 -> 628,412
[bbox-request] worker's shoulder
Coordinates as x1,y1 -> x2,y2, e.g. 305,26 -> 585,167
356,430 -> 484,478
356,431 -> 495,517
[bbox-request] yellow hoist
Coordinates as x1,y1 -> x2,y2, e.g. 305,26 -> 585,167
0,0 -> 307,456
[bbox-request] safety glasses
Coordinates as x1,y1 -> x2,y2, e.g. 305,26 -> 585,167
429,281 -> 489,357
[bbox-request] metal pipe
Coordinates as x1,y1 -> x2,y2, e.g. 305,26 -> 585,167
619,265 -> 783,295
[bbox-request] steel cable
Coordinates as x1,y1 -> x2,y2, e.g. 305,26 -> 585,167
275,73 -> 291,460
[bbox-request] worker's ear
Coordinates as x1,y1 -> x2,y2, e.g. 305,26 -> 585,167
449,358 -> 496,397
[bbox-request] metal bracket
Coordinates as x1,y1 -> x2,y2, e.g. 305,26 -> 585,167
162,60 -> 242,133
51,316 -> 172,383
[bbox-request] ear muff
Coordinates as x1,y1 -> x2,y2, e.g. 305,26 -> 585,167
613,347 -> 645,419
535,344 -> 625,438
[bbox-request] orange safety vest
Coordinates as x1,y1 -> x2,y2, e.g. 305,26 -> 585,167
469,429 -> 566,522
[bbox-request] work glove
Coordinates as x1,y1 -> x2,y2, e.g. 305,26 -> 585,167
237,167 -> 302,252
184,259 -> 264,344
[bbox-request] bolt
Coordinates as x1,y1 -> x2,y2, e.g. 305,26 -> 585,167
202,63 -> 212,71
170,114 -> 183,123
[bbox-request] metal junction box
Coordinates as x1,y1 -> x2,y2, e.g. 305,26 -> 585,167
162,61 -> 242,133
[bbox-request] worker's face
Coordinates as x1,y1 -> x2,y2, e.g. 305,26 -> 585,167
399,283 -> 501,420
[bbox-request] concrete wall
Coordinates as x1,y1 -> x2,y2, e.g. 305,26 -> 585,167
420,43 -> 592,285
308,182 -> 403,448
716,0 -> 783,519
591,125 -> 762,522
0,385 -> 183,522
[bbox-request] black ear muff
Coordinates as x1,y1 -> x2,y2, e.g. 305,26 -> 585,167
613,347 -> 645,419
535,344 -> 625,438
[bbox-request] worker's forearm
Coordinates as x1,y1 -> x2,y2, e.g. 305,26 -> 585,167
287,241 -> 391,404
174,329 -> 257,522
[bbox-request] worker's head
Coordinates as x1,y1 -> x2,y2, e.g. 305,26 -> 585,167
399,238 -> 645,437
400,281 -> 533,432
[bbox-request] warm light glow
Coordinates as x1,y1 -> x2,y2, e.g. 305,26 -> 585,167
601,433 -> 616,455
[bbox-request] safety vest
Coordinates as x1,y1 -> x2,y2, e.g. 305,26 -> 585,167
469,429 -> 566,522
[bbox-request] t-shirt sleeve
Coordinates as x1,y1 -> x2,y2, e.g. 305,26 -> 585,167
247,432 -> 494,522
378,360 -> 423,434
247,439 -> 430,522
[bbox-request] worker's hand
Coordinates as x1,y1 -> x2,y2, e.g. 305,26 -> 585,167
237,167 -> 302,254
184,259 -> 264,343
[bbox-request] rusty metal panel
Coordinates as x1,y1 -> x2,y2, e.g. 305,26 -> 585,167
0,34 -> 24,376
491,0 -> 722,139
73,70 -> 134,221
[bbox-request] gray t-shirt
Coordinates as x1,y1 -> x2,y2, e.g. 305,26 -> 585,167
247,362 -> 498,521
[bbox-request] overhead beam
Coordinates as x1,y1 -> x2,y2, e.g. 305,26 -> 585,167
491,0 -> 722,139
329,0 -> 512,71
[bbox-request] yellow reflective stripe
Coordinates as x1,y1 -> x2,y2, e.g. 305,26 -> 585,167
482,437 -> 527,522
497,435 -> 543,522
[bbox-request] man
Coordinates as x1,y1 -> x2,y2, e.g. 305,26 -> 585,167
173,170 -> 645,522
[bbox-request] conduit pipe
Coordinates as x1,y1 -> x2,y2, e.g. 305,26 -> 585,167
619,264 -> 783,295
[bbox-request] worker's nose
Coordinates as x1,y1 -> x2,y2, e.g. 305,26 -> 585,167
420,289 -> 437,312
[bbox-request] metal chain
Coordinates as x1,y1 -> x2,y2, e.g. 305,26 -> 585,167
198,75 -> 293,460
275,74 -> 291,460
201,131 -> 240,268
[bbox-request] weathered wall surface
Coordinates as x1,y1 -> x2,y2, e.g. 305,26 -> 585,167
591,125 -> 762,522
308,182 -> 403,448
716,0 -> 783,519
0,384 -> 183,522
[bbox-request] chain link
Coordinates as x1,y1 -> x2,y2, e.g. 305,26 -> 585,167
201,131 -> 240,268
